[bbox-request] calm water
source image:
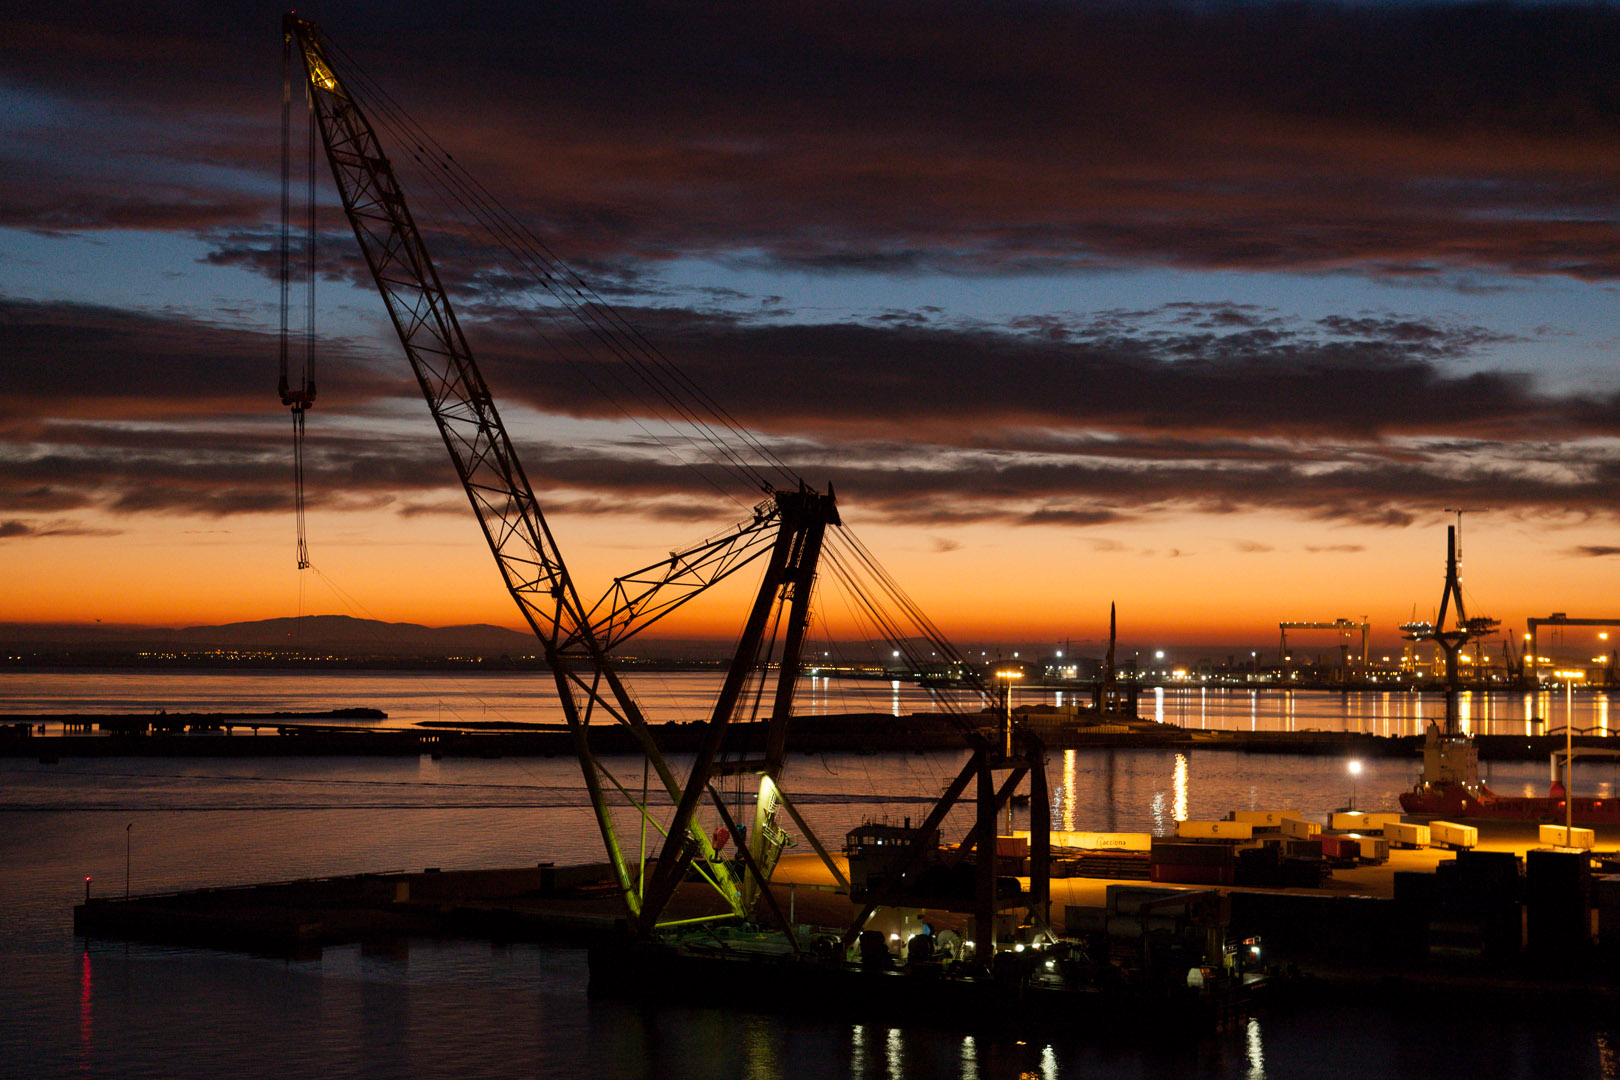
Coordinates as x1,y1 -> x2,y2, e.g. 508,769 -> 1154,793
4,671 -> 1620,1078
4,669 -> 1617,738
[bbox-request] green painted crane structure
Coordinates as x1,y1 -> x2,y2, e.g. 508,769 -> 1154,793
283,14 -> 1049,961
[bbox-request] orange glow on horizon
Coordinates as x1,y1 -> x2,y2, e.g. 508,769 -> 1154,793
3,502 -> 1616,653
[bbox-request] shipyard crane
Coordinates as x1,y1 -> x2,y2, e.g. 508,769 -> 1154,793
284,15 -> 844,937
283,15 -> 1051,960
1277,617 -> 1369,681
1401,525 -> 1498,735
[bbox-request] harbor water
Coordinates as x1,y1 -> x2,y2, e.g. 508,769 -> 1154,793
3,669 -> 1615,737
5,672 -> 1620,1078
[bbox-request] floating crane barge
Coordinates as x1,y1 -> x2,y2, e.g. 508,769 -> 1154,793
276,13 -> 1264,1028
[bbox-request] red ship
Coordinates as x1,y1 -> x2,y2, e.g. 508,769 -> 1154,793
1399,723 -> 1620,824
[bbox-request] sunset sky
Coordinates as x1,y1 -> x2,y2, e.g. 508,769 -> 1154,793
6,1 -> 1620,657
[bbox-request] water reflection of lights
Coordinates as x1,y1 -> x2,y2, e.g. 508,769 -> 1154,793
79,949 -> 92,1062
1061,750 -> 1077,832
1153,687 -> 1165,725
1041,1043 -> 1059,1079
886,1027 -> 902,1077
960,1035 -> 978,1080
889,680 -> 901,718
742,1015 -> 782,1080
1246,1017 -> 1265,1079
1601,694 -> 1611,736
1173,753 -> 1189,822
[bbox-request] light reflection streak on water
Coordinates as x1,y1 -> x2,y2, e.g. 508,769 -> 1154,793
1246,1017 -> 1265,1078
960,1035 -> 977,1080
1250,690 -> 1258,732
1601,694 -> 1610,735
1061,750 -> 1076,832
890,680 -> 901,718
744,1015 -> 781,1080
851,1024 -> 865,1080
886,1027 -> 902,1079
79,948 -> 92,1073
1153,687 -> 1164,724
1041,1043 -> 1058,1079
1173,754 -> 1189,822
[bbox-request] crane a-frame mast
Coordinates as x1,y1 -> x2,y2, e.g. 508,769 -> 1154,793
283,14 -> 841,935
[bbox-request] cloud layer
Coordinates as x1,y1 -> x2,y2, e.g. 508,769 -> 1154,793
7,2 -> 1620,550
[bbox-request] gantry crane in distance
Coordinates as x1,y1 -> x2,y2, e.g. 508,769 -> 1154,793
1525,614 -> 1620,721
1277,618 -> 1368,681
283,15 -> 1048,957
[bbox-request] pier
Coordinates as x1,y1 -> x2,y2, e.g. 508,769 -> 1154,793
73,818 -> 1620,1025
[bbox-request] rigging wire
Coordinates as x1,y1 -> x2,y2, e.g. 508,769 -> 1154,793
299,28 -> 1006,785
325,39 -> 795,499
280,38 -> 317,571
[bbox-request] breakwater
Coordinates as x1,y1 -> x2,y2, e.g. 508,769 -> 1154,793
7,707 -> 1618,761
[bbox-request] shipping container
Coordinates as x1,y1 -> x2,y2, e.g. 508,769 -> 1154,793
1429,820 -> 1478,849
995,835 -> 1030,858
1150,863 -> 1235,886
1539,824 -> 1596,850
1280,817 -> 1320,840
1384,821 -> 1430,849
1177,820 -> 1253,840
1228,810 -> 1300,828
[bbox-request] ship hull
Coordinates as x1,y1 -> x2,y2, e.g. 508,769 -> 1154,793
1400,783 -> 1620,825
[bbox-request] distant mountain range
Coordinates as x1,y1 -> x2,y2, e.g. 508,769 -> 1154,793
0,615 -> 541,657
0,616 -> 1268,666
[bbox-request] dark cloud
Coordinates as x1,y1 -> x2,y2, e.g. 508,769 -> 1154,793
0,518 -> 121,539
1569,545 -> 1620,558
8,3 -> 1620,279
0,298 -> 395,422
463,301 -> 1549,441
5,294 -> 1620,532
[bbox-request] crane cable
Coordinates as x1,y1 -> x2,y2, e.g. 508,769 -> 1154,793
323,38 -> 798,496
280,35 -> 317,571
297,29 -> 998,735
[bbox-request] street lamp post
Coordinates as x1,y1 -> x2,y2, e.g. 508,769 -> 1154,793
1553,669 -> 1585,832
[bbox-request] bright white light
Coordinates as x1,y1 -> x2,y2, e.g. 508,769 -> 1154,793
1155,650 -> 1164,659
1348,760 -> 1363,776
